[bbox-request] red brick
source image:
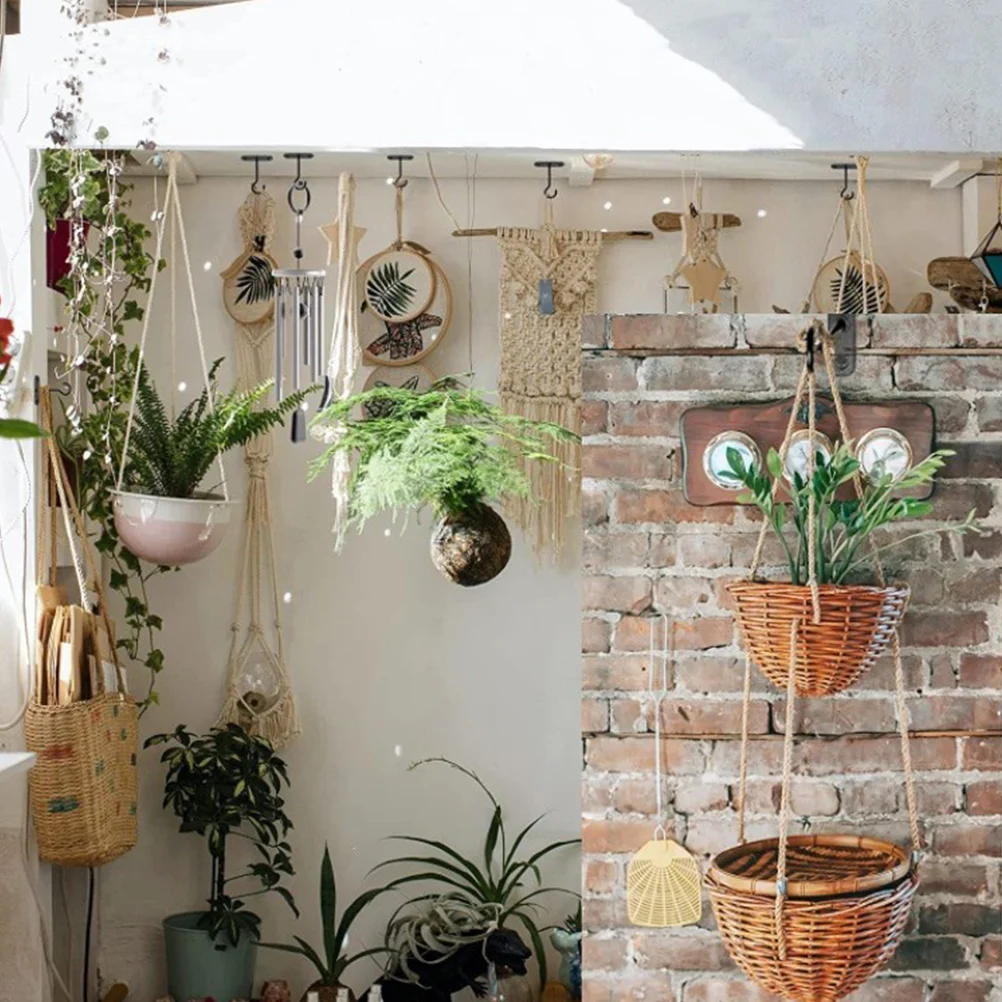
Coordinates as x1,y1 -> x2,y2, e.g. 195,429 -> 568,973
741,779 -> 840,817
870,315 -> 959,348
583,487 -> 611,526
855,653 -> 924,691
610,698 -> 646,735
959,654 -> 1002,689
654,699 -> 768,736
583,698 -> 611,733
772,354 -> 893,392
980,937 -> 1001,971
674,782 -> 730,814
940,442 -> 1002,479
793,735 -> 956,775
631,932 -> 734,971
888,936 -> 969,971
612,314 -> 734,351
895,356 -> 1002,391
582,313 -> 610,349
682,980 -> 775,1002
582,399 -> 609,435
840,779 -> 900,816
614,615 -> 732,653
584,530 -> 649,571
584,575 -> 654,614
610,401 -> 687,438
908,695 -> 983,732
583,817 -> 660,853
964,737 -> 1002,770
584,975 -> 674,1002
900,611 -> 989,648
918,861 -> 991,896
582,937 -> 628,971
656,576 -> 717,613
964,530 -> 1002,559
929,654 -> 957,689
583,618 -> 612,654
616,489 -> 735,525
976,397 -> 1002,433
774,696 -> 894,735
914,782 -> 961,816
932,824 -> 1002,857
649,533 -> 677,565
842,978 -> 926,1002
583,775 -> 615,813
676,657 -> 758,694
928,983 -> 992,1002
642,356 -> 772,393
582,898 -> 630,933
584,858 -> 619,894
583,655 -> 650,691
959,314 -> 1002,347
612,776 -> 658,814
584,444 -> 675,481
929,395 -> 975,435
919,903 -> 1002,937
678,534 -> 732,569
966,780 -> 1002,816
741,314 -> 822,348
729,531 -> 791,569
586,736 -> 704,775
583,357 -> 640,393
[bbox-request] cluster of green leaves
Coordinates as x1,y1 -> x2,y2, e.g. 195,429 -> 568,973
373,757 -> 580,988
309,379 -> 578,528
145,724 -> 298,946
261,844 -> 391,986
126,359 -> 313,498
724,442 -> 978,585
39,149 -> 169,712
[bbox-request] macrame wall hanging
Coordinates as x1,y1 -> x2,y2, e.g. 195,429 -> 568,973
216,179 -> 299,748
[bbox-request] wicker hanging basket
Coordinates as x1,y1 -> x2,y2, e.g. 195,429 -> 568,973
707,835 -> 917,1002
728,581 -> 909,696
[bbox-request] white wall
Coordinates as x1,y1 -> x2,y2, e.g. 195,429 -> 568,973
94,171 -> 964,999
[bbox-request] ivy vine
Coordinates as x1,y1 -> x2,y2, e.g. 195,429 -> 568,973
39,149 -> 170,713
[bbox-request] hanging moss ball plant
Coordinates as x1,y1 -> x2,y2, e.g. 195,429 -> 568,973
309,378 -> 578,586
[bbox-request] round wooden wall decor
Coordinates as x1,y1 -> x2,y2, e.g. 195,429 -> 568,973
221,245 -> 278,325
361,363 -> 435,418
360,255 -> 452,367
812,251 -> 890,314
361,246 -> 436,324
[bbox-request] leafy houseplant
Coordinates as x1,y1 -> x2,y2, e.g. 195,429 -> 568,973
723,440 -> 979,696
111,360 -> 312,567
261,844 -> 391,1002
147,725 -> 297,1002
309,380 -> 578,586
374,758 -> 580,988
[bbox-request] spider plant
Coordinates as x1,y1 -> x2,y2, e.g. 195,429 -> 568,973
373,758 -> 580,988
723,441 -> 978,585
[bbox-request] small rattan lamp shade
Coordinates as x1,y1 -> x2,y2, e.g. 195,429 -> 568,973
627,838 -> 702,927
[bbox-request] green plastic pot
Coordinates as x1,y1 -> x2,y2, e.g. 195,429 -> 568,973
163,911 -> 257,1002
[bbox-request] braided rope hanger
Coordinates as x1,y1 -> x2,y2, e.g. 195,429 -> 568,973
735,322 -> 921,960
216,189 -> 299,748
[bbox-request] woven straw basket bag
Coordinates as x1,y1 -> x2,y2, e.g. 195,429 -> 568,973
26,392 -> 138,867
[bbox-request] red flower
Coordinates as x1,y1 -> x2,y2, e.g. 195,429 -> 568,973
0,293 -> 13,366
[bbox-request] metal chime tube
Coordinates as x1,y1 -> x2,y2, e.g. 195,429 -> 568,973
292,279 -> 302,394
274,287 -> 286,402
305,278 -> 314,375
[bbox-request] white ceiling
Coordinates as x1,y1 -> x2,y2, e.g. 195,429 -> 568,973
128,150 -> 989,185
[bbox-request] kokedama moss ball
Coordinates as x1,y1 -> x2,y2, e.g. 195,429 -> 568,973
430,504 -> 512,586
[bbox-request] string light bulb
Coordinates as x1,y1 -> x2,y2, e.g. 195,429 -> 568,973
757,209 -> 768,218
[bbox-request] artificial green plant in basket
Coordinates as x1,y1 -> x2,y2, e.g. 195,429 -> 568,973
723,439 -> 978,696
111,359 -> 312,567
309,378 -> 578,586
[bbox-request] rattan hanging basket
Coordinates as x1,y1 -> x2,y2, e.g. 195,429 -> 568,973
707,835 -> 917,1002
728,581 -> 909,696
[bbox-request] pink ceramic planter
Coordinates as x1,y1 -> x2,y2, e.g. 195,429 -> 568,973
111,491 -> 240,566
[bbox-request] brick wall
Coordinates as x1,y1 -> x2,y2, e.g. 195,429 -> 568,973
581,315 -> 1002,1002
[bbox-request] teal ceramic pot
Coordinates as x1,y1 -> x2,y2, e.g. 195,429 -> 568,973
550,928 -> 583,1000
163,911 -> 257,1002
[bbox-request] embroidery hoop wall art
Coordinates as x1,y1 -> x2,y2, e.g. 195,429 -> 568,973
360,156 -> 452,367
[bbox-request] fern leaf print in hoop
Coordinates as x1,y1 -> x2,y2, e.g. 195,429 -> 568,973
361,364 -> 434,419
360,254 -> 453,367
812,250 -> 890,314
234,254 -> 275,307
222,240 -> 279,326
362,247 -> 436,323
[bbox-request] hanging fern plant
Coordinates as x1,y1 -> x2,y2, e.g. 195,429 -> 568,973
366,260 -> 416,318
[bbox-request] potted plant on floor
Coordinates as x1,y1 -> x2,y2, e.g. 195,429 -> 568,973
309,378 -> 577,586
261,844 -> 392,1002
146,723 -> 298,1002
374,758 -> 579,989
112,360 -> 312,566
723,440 -> 977,695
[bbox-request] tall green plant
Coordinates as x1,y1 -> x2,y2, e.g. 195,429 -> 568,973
261,845 -> 390,989
373,758 -> 580,988
39,149 -> 169,711
723,442 -> 978,585
146,724 -> 298,946
125,360 -> 312,498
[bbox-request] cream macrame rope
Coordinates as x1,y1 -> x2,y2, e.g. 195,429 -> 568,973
216,190 -> 299,748
774,617 -> 800,963
117,153 -> 230,500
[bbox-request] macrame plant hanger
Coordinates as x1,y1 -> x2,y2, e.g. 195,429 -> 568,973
626,616 -> 702,928
216,167 -> 299,748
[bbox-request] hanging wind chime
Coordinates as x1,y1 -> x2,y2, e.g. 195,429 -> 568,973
273,152 -> 326,442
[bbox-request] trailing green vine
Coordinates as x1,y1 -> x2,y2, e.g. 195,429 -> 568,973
39,149 -> 170,713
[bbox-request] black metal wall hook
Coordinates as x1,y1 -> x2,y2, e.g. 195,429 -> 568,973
805,323 -> 816,372
387,153 -> 414,189
832,161 -> 857,201
241,154 -> 273,194
283,152 -> 314,214
534,160 -> 565,200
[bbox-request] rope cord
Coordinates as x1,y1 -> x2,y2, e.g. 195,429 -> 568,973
736,651 -> 753,844
774,617 -> 799,962
648,615 -> 670,838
